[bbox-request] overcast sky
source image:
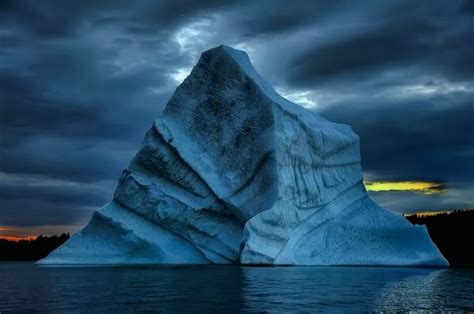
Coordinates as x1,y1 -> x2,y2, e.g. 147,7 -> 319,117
1,0 -> 473,235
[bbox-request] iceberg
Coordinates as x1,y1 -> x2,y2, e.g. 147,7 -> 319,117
40,45 -> 448,266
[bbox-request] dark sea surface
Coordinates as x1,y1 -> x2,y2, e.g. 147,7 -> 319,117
1,262 -> 473,312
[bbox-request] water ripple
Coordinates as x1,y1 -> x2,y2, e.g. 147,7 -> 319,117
0,263 -> 473,312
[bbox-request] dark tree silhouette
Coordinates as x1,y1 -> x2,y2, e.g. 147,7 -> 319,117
406,210 -> 474,266
0,233 -> 69,261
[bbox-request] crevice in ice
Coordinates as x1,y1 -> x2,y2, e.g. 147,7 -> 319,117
226,151 -> 274,197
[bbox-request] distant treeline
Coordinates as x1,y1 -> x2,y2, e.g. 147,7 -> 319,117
0,233 -> 69,261
406,210 -> 474,267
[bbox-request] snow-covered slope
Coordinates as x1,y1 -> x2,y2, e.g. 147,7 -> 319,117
40,45 -> 448,266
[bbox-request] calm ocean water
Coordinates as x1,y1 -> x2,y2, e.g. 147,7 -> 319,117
1,263 -> 473,312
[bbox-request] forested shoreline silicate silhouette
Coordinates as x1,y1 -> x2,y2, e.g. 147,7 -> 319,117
406,210 -> 473,267
0,233 -> 69,261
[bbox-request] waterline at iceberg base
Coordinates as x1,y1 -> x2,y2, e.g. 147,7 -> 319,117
40,45 -> 448,266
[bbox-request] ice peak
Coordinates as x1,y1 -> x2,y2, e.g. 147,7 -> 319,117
164,44 -> 272,118
193,45 -> 256,80
200,45 -> 250,65
191,45 -> 282,107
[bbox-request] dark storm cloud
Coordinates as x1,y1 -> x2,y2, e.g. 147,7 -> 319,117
285,0 -> 474,202
0,171 -> 114,226
0,0 -> 239,38
0,0 -> 472,229
234,0 -> 347,37
287,1 -> 473,86
0,0 -> 203,226
321,93 -> 474,183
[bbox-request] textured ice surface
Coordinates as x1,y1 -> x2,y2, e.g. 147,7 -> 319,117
41,45 -> 448,266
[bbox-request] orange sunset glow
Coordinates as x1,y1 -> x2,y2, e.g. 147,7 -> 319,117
0,225 -> 80,241
0,235 -> 38,242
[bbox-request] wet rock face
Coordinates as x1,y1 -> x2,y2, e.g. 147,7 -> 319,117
41,45 -> 448,266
